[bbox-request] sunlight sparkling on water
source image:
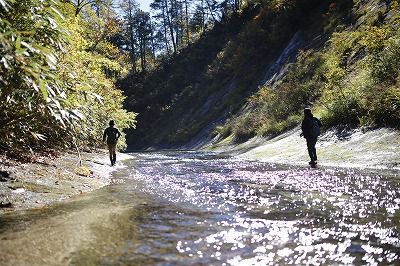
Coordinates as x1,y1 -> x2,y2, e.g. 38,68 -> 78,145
0,151 -> 399,265
129,152 -> 400,265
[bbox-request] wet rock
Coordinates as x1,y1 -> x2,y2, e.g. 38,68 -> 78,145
0,202 -> 12,208
345,244 -> 366,253
0,197 -> 12,208
0,171 -> 10,182
0,171 -> 14,182
11,188 -> 25,194
74,166 -> 92,177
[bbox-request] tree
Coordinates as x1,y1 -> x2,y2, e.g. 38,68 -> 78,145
120,0 -> 139,72
151,0 -> 177,54
151,0 -> 172,54
64,0 -> 111,16
0,0 -> 136,150
183,0 -> 191,45
135,10 -> 152,71
120,1 -> 155,72
83,4 -> 122,54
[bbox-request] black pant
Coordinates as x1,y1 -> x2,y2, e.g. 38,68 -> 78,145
306,137 -> 317,162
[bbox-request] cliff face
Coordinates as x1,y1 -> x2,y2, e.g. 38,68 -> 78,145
122,0 -> 400,150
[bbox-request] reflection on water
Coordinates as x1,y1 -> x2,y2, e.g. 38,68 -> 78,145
0,151 -> 399,265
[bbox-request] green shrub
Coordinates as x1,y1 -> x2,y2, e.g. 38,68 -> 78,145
318,23 -> 400,128
256,114 -> 301,136
368,86 -> 400,128
0,0 -> 74,148
0,1 -> 136,151
321,89 -> 367,127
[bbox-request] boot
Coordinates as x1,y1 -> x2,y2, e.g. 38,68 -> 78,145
112,153 -> 116,165
110,155 -> 114,166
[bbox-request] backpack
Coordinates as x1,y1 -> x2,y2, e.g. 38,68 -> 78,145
311,118 -> 321,138
107,128 -> 118,144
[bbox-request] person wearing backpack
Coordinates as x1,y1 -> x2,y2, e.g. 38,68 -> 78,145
103,120 -> 121,166
300,107 -> 322,166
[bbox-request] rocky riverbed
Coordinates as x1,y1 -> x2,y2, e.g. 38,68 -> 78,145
0,150 -> 133,213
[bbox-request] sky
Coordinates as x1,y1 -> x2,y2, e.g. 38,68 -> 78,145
138,0 -> 152,12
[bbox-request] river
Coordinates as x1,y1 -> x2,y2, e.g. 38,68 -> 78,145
0,151 -> 399,265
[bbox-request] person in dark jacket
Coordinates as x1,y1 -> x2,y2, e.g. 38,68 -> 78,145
301,108 -> 322,165
103,120 -> 121,166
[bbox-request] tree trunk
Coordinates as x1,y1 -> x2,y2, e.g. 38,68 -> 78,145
164,0 -> 177,54
201,0 -> 205,32
162,4 -> 171,55
185,0 -> 190,45
150,21 -> 157,61
140,36 -> 147,72
127,0 -> 137,72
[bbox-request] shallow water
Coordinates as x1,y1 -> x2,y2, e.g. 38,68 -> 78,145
0,151 -> 400,265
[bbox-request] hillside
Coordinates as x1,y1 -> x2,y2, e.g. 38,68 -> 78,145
121,0 -> 400,150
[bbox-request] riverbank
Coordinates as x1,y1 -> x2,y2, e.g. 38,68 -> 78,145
0,150 -> 133,213
208,127 -> 400,170
2,127 -> 398,213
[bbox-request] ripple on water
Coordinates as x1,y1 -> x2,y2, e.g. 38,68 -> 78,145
125,152 -> 400,265
1,151 -> 399,265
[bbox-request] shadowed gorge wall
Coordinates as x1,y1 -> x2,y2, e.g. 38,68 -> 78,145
121,0 -> 400,150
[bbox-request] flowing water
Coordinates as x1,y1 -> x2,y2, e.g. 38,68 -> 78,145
0,151 -> 400,265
